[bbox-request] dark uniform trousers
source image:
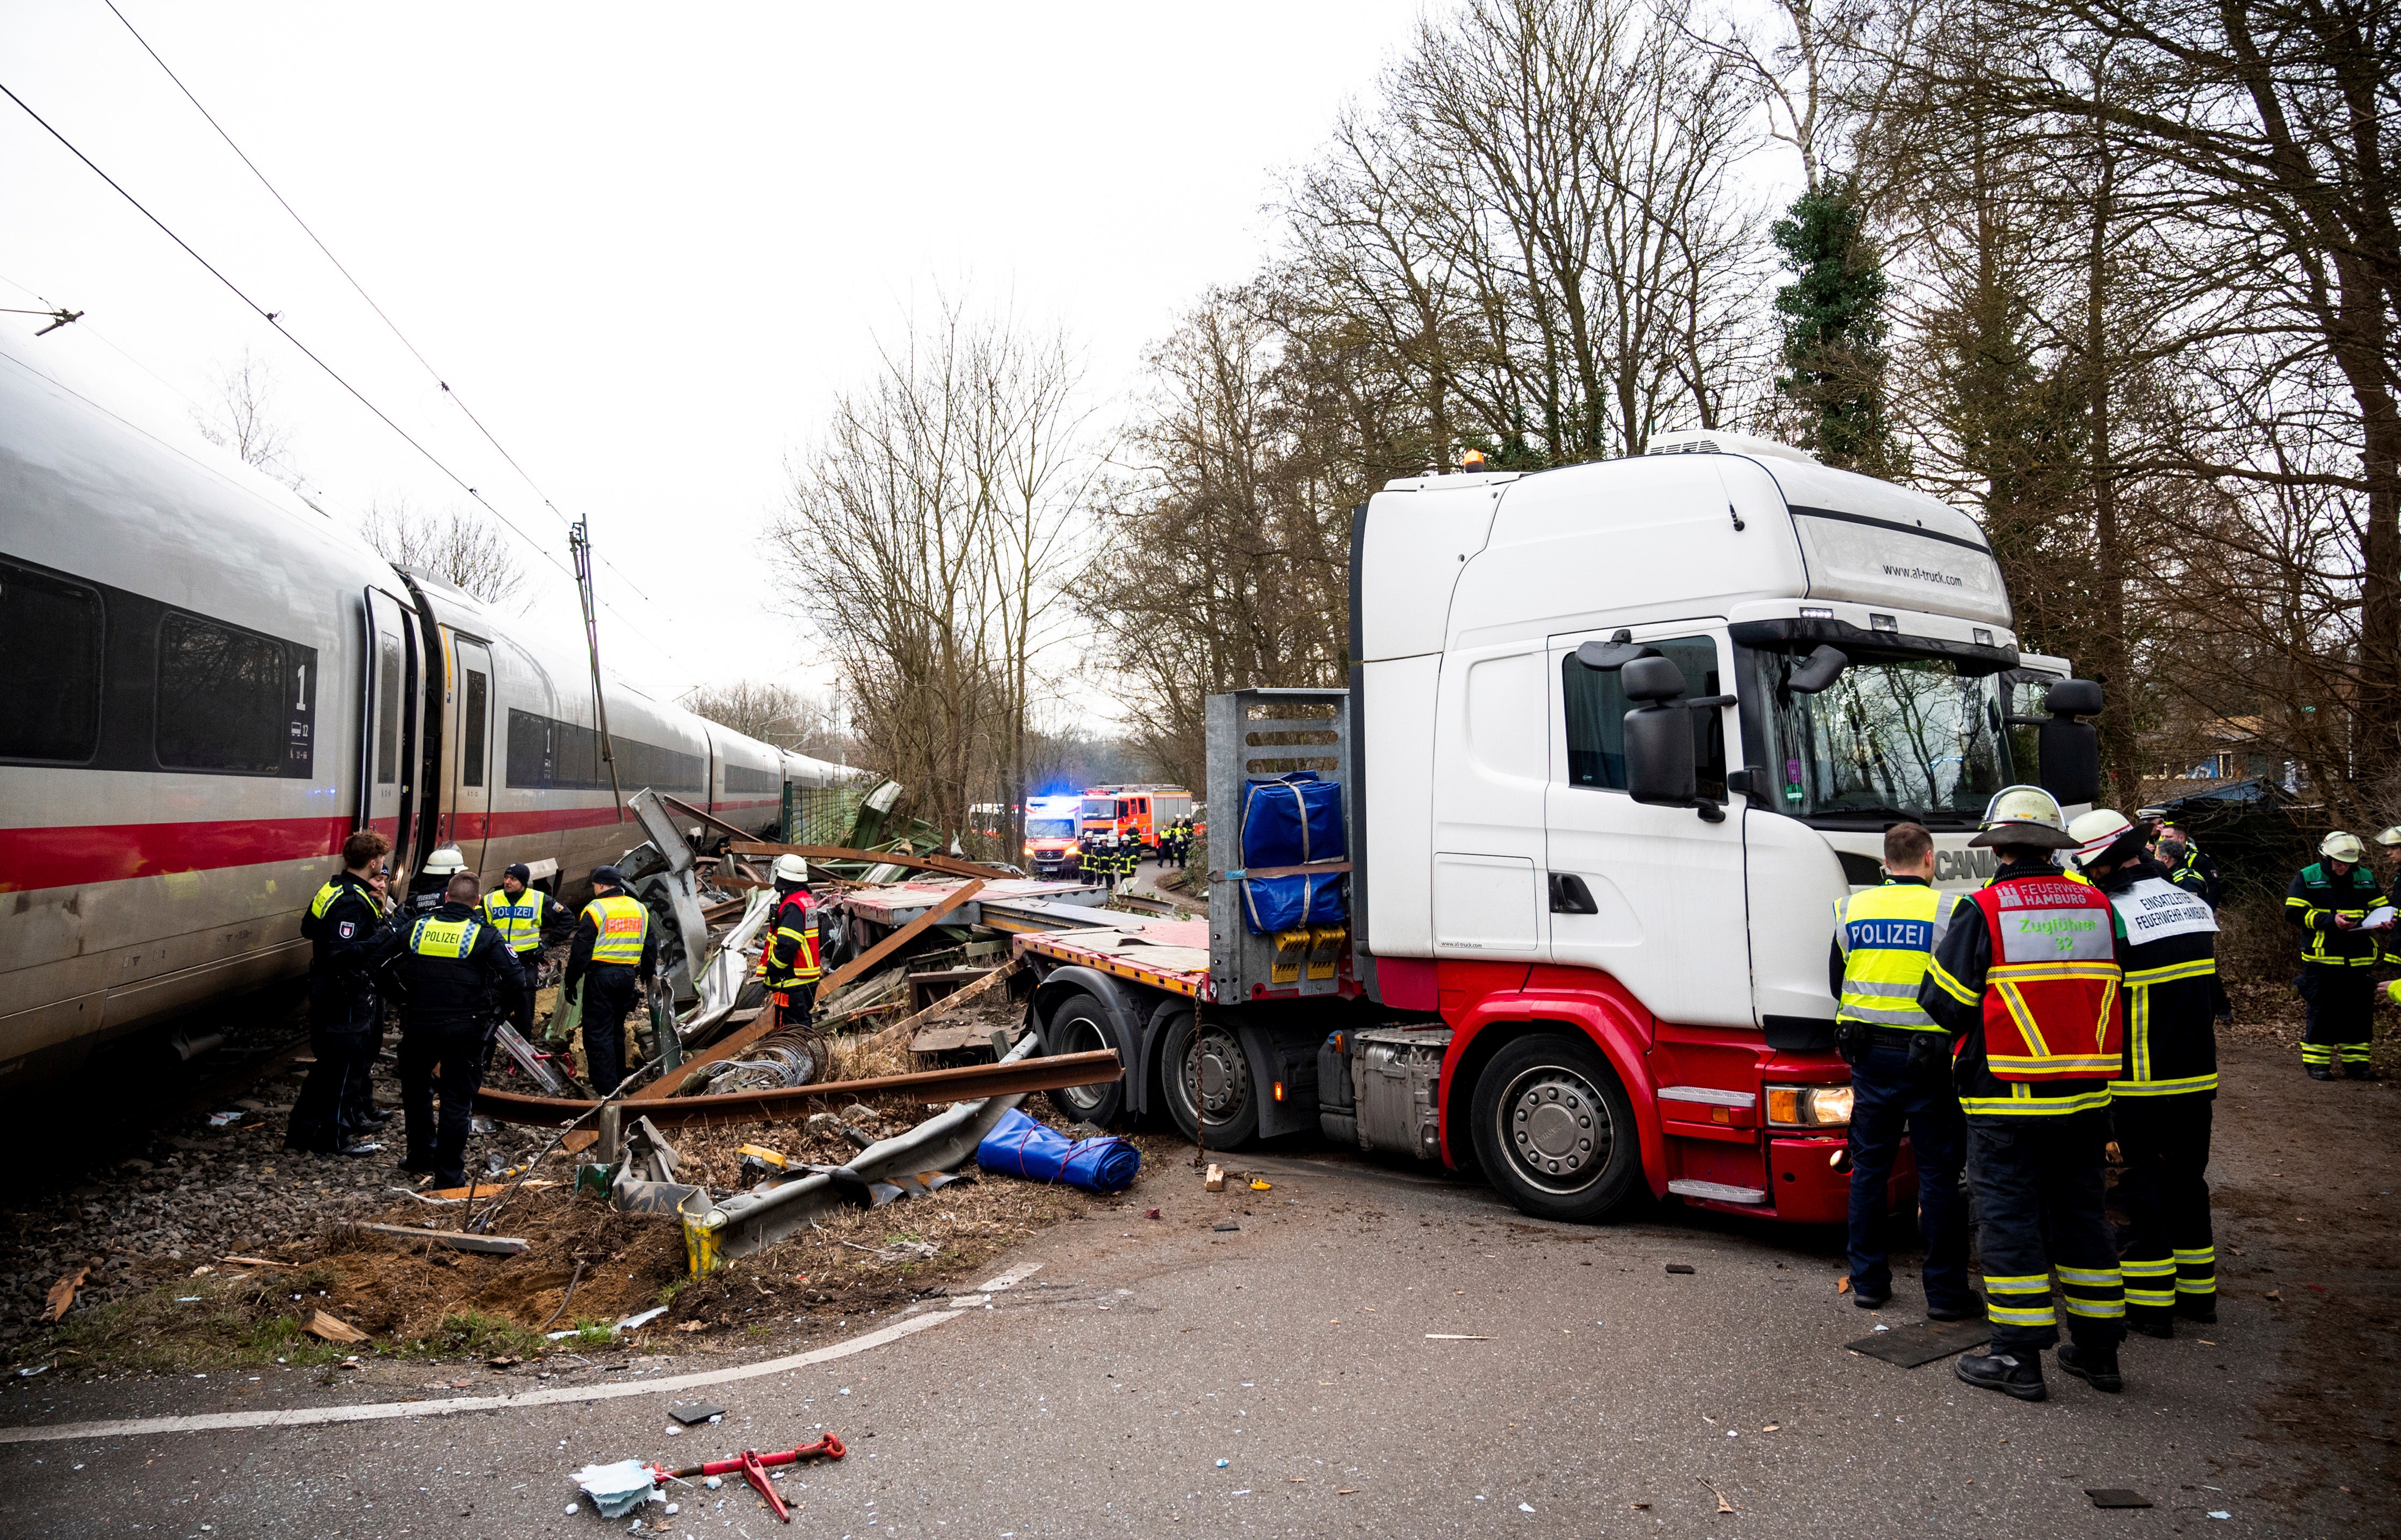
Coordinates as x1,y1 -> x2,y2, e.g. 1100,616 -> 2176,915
1845,1035 -> 1972,1309
399,1023 -> 488,1183
1970,1109 -> 2128,1355
2301,964 -> 2375,1070
581,964 -> 641,1096
289,980 -> 379,1151
774,982 -> 816,1033
2112,1095 -> 2217,1320
501,950 -> 543,1041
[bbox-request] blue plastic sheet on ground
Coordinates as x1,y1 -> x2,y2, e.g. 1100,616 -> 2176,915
975,1107 -> 1141,1194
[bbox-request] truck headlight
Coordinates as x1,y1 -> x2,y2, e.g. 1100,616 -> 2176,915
1764,1083 -> 1853,1129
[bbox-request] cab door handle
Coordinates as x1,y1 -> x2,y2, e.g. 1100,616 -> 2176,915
1549,873 -> 1599,915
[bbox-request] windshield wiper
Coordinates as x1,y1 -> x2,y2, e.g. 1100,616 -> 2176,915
1805,803 -> 1970,827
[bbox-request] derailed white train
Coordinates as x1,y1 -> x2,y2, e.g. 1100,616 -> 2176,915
0,339 -> 852,1091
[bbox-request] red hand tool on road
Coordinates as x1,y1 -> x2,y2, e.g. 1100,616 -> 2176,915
645,1434 -> 845,1525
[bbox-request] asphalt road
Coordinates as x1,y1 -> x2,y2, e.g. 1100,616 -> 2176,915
5,1037 -> 2390,1538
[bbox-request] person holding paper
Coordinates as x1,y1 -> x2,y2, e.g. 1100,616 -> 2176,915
2284,832 -> 2388,1080
2072,809 -> 2222,1334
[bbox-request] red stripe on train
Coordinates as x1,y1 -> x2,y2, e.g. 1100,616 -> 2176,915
0,817 -> 353,892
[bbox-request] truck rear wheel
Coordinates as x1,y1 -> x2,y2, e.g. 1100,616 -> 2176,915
1158,1009 -> 1260,1147
1040,991 -> 1129,1128
1470,1033 -> 1642,1223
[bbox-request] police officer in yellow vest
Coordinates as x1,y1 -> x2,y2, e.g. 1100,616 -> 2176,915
563,865 -> 657,1096
1829,822 -> 1977,1319
384,871 -> 523,1188
1922,786 -> 2130,1402
481,863 -> 574,1044
285,829 -> 396,1157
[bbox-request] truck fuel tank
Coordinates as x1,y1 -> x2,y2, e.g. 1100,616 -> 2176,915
1321,1026 -> 1453,1160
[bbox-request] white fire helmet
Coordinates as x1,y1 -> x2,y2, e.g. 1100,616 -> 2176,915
2066,808 -> 2137,871
1969,785 -> 2079,850
2320,830 -> 2367,863
772,854 -> 811,885
421,845 -> 468,878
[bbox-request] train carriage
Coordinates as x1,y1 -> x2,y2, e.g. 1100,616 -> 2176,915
0,336 -> 854,1091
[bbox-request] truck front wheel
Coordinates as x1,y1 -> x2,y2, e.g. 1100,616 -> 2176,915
1158,1009 -> 1260,1147
1470,1033 -> 1643,1223
1041,991 -> 1129,1128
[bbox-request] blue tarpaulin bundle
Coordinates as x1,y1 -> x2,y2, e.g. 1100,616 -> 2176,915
1240,871 -> 1347,934
1241,772 -> 1346,868
975,1107 -> 1141,1194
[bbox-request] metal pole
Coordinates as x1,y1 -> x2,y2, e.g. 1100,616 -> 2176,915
568,517 -> 626,823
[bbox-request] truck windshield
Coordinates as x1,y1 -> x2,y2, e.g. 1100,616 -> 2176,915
1026,818 -> 1075,839
1758,650 -> 2011,828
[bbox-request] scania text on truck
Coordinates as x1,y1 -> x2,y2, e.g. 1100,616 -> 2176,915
1015,431 -> 2103,1227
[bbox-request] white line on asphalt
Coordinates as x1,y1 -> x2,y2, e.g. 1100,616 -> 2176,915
974,1260 -> 1043,1292
0,1310 -> 960,1445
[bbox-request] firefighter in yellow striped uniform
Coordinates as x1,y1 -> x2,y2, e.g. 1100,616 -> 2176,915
2070,809 -> 2221,1335
762,854 -> 823,1029
2287,832 -> 2389,1079
1920,786 -> 2130,1402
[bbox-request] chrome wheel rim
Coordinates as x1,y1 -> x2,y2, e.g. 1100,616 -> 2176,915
1175,1024 -> 1249,1129
1054,1014 -> 1110,1113
1499,1064 -> 1610,1194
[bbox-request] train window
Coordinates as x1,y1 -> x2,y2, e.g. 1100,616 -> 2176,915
0,559 -> 104,763
461,668 -> 488,787
156,612 -> 294,775
375,631 -> 402,784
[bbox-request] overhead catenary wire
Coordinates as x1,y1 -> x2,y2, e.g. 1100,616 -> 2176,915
98,0 -> 693,654
0,67 -> 702,688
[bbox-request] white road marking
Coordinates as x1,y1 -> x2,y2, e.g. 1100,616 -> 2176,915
0,1310 -> 960,1445
975,1260 -> 1043,1292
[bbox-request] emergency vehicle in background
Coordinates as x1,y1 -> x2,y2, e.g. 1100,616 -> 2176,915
1022,795 -> 1088,879
1017,430 -> 2101,1226
1078,784 -> 1194,856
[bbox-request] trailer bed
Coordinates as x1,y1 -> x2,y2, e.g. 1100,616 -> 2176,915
1014,918 -> 1213,1000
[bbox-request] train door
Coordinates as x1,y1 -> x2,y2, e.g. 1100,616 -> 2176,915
449,635 -> 496,871
359,588 -> 423,867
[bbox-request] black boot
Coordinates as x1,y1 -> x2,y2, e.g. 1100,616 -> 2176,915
1928,1294 -> 1987,1322
2174,1295 -> 2217,1324
2308,1065 -> 2335,1081
2347,1062 -> 2382,1080
2127,1312 -> 2173,1339
2058,1341 -> 2123,1393
1956,1350 -> 2047,1401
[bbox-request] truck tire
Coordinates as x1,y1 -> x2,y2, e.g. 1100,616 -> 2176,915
1041,991 -> 1129,1128
1470,1033 -> 1643,1223
1158,1009 -> 1260,1147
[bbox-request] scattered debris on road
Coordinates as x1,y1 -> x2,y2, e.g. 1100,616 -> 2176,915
42,1266 -> 88,1323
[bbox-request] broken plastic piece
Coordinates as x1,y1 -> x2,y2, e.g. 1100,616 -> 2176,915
573,1459 -> 659,1518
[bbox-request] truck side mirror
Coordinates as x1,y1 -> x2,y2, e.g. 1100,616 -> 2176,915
2037,678 -> 2103,806
1619,657 -> 1698,806
1787,645 -> 1848,694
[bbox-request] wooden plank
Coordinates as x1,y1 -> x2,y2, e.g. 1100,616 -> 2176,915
729,841 -> 1014,882
880,957 -> 1024,1052
356,1224 -> 531,1256
816,880 -> 984,998
471,1047 -> 1122,1131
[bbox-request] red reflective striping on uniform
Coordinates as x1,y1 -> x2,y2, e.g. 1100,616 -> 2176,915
0,816 -> 353,892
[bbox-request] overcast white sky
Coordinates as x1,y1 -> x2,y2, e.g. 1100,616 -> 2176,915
2,1 -> 1456,714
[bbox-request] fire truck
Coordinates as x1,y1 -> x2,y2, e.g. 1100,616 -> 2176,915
1077,784 -> 1194,856
1015,431 -> 2099,1225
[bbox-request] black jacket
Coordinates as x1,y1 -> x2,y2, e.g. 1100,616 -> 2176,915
383,900 -> 524,1029
2286,861 -> 2386,966
2094,857 -> 2219,1100
562,892 -> 659,993
302,870 -> 390,987
1919,858 -> 2129,1119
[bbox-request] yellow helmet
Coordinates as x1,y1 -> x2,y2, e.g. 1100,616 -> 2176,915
2321,831 -> 2367,863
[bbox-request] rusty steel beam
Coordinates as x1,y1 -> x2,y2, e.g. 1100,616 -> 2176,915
472,1049 -> 1122,1132
727,841 -> 1014,883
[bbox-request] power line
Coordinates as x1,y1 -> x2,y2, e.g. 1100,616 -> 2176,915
0,67 -> 704,687
99,1 -> 692,650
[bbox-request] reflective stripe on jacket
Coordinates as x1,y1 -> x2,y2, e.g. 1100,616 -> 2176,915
481,892 -> 548,953
1832,879 -> 1958,1030
2285,861 -> 2385,966
1922,862 -> 2127,1119
2100,863 -> 2220,1098
582,893 -> 649,966
764,890 -> 822,988
409,914 -> 483,958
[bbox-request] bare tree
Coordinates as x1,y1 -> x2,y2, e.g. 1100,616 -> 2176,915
768,298 -> 1094,849
358,497 -> 527,610
683,679 -> 850,758
194,349 -> 305,489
